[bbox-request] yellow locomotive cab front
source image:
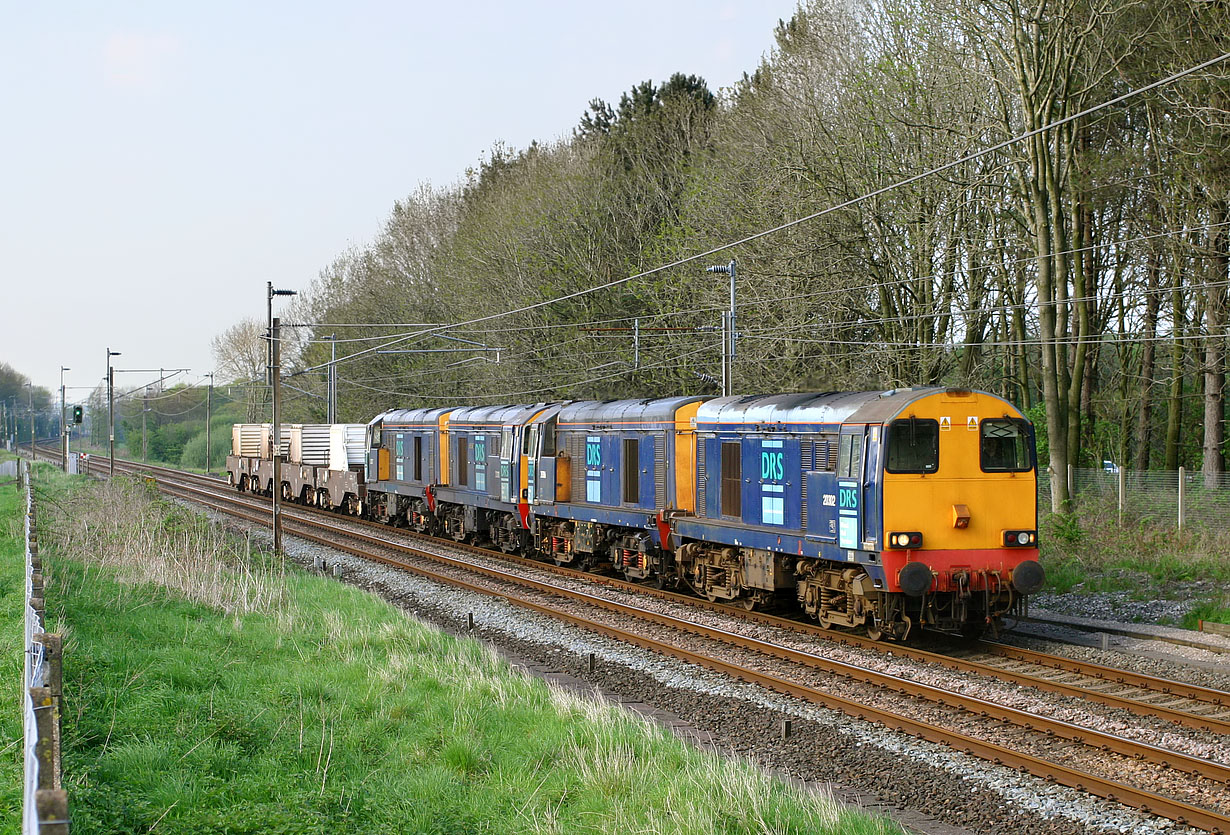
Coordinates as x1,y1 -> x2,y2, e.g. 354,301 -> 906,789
878,389 -> 1042,629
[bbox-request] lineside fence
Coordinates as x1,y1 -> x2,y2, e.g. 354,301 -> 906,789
1039,466 -> 1230,531
20,460 -> 68,835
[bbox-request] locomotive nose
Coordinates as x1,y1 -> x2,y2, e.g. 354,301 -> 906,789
1010,559 -> 1045,595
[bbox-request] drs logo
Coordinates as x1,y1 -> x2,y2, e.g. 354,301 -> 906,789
838,486 -> 859,510
760,451 -> 784,481
586,440 -> 602,468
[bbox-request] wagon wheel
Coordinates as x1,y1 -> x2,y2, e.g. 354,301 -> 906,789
865,623 -> 883,641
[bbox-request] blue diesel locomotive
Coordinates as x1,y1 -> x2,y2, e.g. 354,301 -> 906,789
352,386 -> 1043,640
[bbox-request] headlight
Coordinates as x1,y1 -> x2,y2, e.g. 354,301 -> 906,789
888,531 -> 923,549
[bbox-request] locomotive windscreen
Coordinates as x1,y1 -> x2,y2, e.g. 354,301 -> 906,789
885,418 -> 939,473
979,419 -> 1033,472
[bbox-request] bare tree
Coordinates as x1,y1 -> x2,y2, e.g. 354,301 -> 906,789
211,318 -> 268,422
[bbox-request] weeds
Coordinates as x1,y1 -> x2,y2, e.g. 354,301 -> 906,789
1039,491 -> 1230,623
42,476 -> 286,616
1181,594 -> 1230,630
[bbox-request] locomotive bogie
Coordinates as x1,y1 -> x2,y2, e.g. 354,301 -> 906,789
674,541 -> 789,608
611,532 -> 660,581
488,511 -> 525,553
798,565 -> 873,626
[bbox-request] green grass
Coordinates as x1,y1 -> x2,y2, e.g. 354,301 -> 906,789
1,471 -> 900,835
0,476 -> 28,826
1181,600 -> 1230,630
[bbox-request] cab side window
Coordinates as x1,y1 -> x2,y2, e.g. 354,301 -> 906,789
838,433 -> 865,479
457,436 -> 469,486
623,438 -> 640,504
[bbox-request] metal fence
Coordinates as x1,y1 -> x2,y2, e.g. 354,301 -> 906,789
1038,465 -> 1230,530
21,461 -> 67,835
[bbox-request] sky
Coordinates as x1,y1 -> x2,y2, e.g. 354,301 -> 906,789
1,0 -> 801,405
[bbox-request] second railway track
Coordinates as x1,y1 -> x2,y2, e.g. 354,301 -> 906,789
32,444 -> 1230,833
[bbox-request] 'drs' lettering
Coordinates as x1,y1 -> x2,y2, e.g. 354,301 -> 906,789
760,451 -> 784,481
838,487 -> 859,510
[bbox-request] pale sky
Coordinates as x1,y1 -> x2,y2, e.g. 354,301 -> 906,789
1,0 -> 800,403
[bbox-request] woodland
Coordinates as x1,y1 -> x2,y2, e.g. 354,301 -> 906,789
209,0 -> 1229,512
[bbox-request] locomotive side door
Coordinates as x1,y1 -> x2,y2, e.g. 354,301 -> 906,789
500,425 -> 515,503
835,425 -> 868,554
524,423 -> 540,505
861,424 -> 881,548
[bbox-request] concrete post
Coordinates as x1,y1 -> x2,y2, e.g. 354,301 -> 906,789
30,687 -> 55,790
34,789 -> 68,834
1178,465 -> 1186,530
1117,467 -> 1125,525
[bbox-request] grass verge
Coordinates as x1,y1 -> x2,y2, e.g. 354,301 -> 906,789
0,470 -> 28,827
6,470 -> 900,835
1039,496 -> 1230,625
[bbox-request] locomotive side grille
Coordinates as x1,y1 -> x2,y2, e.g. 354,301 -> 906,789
800,440 -> 809,530
696,437 -> 707,518
571,433 -> 585,502
654,434 -> 665,508
817,433 -> 838,472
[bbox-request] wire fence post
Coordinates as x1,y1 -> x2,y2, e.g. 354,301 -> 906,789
1117,467 -> 1125,525
35,789 -> 68,835
1178,465 -> 1186,530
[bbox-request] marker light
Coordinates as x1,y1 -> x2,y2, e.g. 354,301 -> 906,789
1003,530 -> 1037,547
888,531 -> 923,549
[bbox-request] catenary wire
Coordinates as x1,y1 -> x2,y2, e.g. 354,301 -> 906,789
287,51 -> 1230,377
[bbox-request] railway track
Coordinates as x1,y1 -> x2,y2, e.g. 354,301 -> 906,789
1018,614 -> 1230,655
30,444 -> 1230,832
